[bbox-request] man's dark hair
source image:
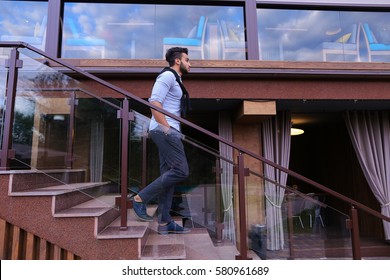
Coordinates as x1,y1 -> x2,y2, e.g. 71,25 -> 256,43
165,47 -> 188,66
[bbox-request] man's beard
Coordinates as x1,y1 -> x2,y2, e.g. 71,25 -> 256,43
180,62 -> 189,75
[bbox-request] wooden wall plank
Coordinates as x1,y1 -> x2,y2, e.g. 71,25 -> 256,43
0,219 -> 77,260
53,244 -> 61,260
39,239 -> 48,260
11,225 -> 21,260
65,250 -> 75,260
25,232 -> 35,260
0,219 -> 8,259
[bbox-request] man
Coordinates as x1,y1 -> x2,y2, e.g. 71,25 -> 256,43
132,47 -> 191,234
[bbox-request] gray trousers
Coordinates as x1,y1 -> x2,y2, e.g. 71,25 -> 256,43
138,127 -> 189,224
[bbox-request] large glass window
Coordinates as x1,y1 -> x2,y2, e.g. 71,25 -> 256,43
257,9 -> 390,62
62,3 -> 245,59
0,1 -> 48,52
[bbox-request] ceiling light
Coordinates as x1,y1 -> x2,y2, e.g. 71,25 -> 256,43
291,127 -> 304,136
53,114 -> 65,121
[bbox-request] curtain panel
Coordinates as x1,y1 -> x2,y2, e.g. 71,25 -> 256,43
262,111 -> 291,250
345,111 -> 390,240
218,112 -> 236,243
90,118 -> 104,182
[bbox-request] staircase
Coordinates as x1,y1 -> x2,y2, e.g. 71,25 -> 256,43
2,170 -> 389,260
0,169 -> 241,260
0,169 -> 144,259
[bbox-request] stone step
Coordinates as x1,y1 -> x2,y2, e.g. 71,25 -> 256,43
54,193 -> 118,218
9,181 -> 111,196
140,223 -> 254,260
141,220 -> 186,260
7,169 -> 87,192
98,207 -> 159,259
97,207 -> 157,240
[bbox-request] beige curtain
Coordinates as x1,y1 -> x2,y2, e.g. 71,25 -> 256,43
262,111 -> 291,250
345,111 -> 390,240
218,112 -> 236,243
90,118 -> 104,182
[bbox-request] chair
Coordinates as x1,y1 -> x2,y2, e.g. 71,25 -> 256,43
64,19 -> 106,58
305,193 -> 324,228
320,23 -> 360,61
293,213 -> 305,229
218,20 -> 247,60
1,16 -> 47,50
162,16 -> 208,59
287,193 -> 304,228
361,23 -> 390,62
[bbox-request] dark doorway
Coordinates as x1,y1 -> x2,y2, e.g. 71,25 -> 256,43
288,112 -> 384,239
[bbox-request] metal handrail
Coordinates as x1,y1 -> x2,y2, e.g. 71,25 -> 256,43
1,42 -> 389,259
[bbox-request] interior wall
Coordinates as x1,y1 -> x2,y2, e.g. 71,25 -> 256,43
232,123 -> 265,226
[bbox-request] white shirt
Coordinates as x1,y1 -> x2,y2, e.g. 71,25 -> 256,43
148,70 -> 182,131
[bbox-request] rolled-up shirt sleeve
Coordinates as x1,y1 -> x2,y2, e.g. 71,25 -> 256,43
148,71 -> 182,131
149,74 -> 171,103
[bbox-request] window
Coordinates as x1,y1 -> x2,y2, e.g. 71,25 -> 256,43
0,1 -> 48,52
257,8 -> 390,62
62,3 -> 245,59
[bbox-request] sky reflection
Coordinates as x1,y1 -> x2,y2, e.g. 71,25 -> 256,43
0,1 -> 389,62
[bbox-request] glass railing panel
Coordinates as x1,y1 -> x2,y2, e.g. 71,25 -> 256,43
128,117 -> 235,258
246,168 -> 353,259
3,46 -> 239,260
11,48 -> 124,171
281,192 -> 352,260
4,44 -> 384,261
145,132 -> 219,224
10,52 -> 78,169
127,111 -> 151,195
6,48 -> 123,208
73,92 -> 122,186
182,135 -> 219,232
12,69 -> 73,169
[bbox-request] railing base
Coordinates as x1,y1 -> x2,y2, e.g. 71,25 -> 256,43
115,197 -> 133,209
235,255 -> 253,260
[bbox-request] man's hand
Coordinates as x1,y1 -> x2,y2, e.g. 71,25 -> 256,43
150,100 -> 170,133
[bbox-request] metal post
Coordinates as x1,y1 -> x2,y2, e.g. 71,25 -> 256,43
203,184 -> 209,226
141,133 -> 148,190
118,99 -> 134,230
235,154 -> 252,260
214,159 -> 224,242
65,92 -> 77,169
349,205 -> 362,260
0,48 -> 22,170
244,0 -> 260,60
287,194 -> 296,259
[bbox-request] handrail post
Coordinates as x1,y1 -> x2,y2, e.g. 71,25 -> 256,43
65,92 -> 77,169
349,205 -> 362,260
214,159 -> 224,242
235,153 -> 252,260
141,133 -> 148,190
118,99 -> 134,230
287,193 -> 296,259
0,48 -> 22,170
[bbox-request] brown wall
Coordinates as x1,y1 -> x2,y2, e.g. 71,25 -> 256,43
67,59 -> 390,101
80,76 -> 390,101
